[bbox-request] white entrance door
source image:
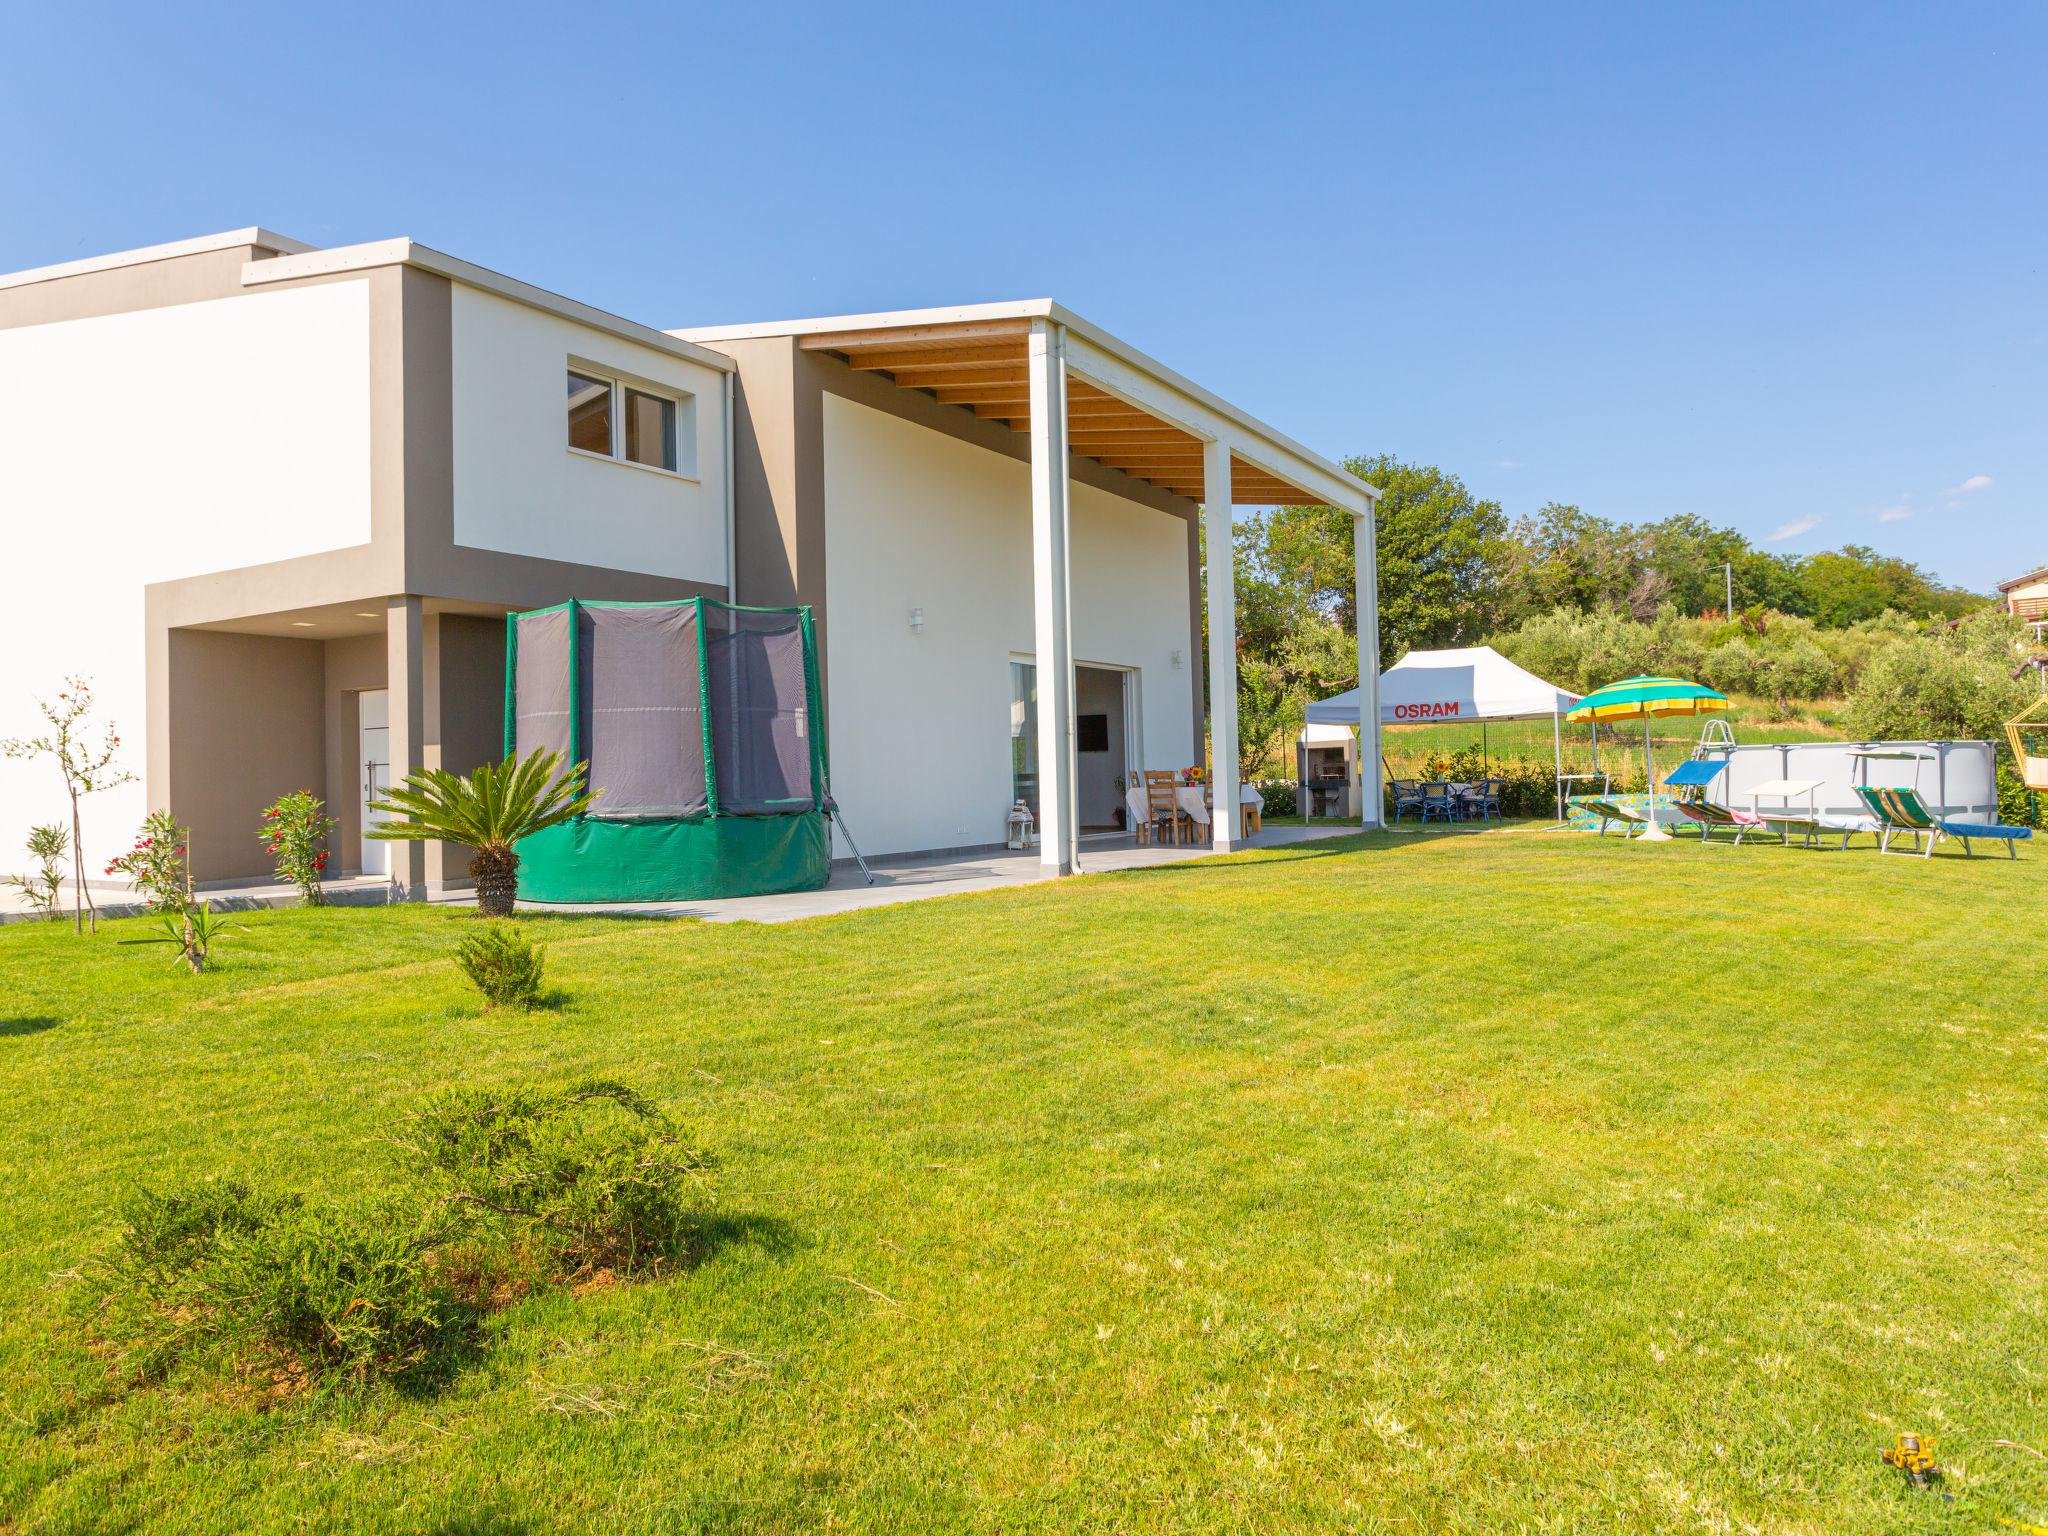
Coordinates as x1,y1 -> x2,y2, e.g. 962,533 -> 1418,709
359,689 -> 392,876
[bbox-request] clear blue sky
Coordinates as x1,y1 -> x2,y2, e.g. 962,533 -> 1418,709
7,2 -> 2041,592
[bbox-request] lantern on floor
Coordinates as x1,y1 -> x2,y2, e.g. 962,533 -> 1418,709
1006,801 -> 1034,850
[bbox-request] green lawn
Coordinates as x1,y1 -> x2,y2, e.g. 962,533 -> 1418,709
3,828 -> 2045,1533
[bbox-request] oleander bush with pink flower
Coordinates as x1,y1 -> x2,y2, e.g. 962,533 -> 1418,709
105,811 -> 191,914
259,791 -> 336,906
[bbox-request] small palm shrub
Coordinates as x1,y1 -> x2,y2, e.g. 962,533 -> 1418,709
119,899 -> 246,975
389,1080 -> 714,1278
455,923 -> 547,1009
88,1181 -> 459,1389
368,749 -> 596,916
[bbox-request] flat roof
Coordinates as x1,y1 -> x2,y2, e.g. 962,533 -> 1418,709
0,227 -> 314,291
677,300 -> 1377,509
241,240 -> 736,372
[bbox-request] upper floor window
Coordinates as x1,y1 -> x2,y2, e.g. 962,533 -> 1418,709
623,388 -> 677,471
566,366 -> 685,474
566,371 -> 612,455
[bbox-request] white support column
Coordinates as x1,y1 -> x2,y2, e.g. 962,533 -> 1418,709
386,594 -> 428,900
1203,438 -> 1238,853
1026,318 -> 1076,874
1354,501 -> 1384,828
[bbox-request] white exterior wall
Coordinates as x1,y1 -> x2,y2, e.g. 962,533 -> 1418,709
821,394 -> 1196,857
0,282 -> 374,876
449,284 -> 728,583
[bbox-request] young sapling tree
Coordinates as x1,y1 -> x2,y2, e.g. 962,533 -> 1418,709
1,677 -> 135,934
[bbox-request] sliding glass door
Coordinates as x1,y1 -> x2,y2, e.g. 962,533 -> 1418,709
1010,661 -> 1038,827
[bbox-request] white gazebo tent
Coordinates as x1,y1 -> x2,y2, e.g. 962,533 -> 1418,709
1305,645 -> 1584,820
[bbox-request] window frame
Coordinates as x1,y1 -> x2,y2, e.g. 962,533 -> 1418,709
564,368 -> 616,459
564,360 -> 697,482
621,385 -> 679,473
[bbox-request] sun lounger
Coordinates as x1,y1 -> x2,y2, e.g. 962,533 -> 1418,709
1571,795 -> 1692,839
1661,759 -> 1763,845
1853,785 -> 2033,859
1670,798 -> 1770,845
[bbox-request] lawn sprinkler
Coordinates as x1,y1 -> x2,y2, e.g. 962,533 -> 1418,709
1882,1432 -> 1941,1489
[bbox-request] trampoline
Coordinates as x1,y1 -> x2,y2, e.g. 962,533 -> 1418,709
504,597 -> 830,902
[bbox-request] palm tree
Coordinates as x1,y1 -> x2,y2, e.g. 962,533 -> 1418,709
368,749 -> 596,916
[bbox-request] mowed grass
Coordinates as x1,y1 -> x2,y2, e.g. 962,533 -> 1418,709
2,829 -> 2045,1533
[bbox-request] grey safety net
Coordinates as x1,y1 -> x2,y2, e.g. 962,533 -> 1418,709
512,609 -> 573,763
707,606 -> 815,813
578,604 -> 708,819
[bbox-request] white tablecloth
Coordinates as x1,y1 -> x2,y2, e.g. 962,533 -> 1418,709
1126,784 -> 1263,829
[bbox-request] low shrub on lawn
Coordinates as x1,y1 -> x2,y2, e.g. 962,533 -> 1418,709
389,1080 -> 714,1279
78,1080 -> 716,1398
87,1180 -> 461,1390
455,922 -> 547,1010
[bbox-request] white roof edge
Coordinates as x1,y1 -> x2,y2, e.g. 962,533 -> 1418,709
673,298 -> 1059,344
242,239 -> 736,374
0,227 -> 316,292
675,298 -> 1378,504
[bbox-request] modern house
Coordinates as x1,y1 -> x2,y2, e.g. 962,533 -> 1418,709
2000,565 -> 2048,634
0,229 -> 1382,897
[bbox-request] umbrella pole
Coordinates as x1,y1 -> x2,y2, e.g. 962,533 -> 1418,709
1637,714 -> 1672,841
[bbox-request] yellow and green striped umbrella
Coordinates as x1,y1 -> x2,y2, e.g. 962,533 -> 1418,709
1565,676 -> 1729,841
1565,675 -> 1730,724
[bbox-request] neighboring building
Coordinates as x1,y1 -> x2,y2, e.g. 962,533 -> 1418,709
0,230 -> 1380,896
1999,565 -> 2048,625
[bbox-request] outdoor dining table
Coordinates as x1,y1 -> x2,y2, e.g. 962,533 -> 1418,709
1125,783 -> 1264,842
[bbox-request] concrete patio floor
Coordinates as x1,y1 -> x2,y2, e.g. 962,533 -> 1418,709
1,824 -> 1366,926
513,822 -> 1362,924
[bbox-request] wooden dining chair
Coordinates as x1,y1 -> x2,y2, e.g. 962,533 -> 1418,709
1142,770 -> 1188,845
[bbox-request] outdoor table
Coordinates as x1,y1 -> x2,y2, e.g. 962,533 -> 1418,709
1128,784 -> 1260,841
1745,777 -> 1853,848
1178,784 -> 1263,840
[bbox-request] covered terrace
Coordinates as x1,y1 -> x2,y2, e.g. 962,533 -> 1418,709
682,300 -> 1384,872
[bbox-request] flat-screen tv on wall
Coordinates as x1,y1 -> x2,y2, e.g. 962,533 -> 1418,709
1076,713 -> 1109,753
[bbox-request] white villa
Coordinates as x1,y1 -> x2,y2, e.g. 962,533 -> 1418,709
0,228 -> 1383,895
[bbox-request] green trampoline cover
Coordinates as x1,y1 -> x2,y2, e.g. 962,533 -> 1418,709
505,597 -> 830,903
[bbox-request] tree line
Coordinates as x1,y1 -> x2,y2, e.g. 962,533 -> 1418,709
1225,452 -> 1995,776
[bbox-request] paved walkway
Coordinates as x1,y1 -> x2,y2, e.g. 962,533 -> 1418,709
1,825 -> 1363,927
0,874 -> 396,925
524,823 -> 1360,924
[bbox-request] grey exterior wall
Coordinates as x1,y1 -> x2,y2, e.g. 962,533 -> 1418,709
166,630 -> 327,883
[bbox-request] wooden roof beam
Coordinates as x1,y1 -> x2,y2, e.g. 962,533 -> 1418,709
842,343 -> 1026,372
883,365 -> 1027,389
